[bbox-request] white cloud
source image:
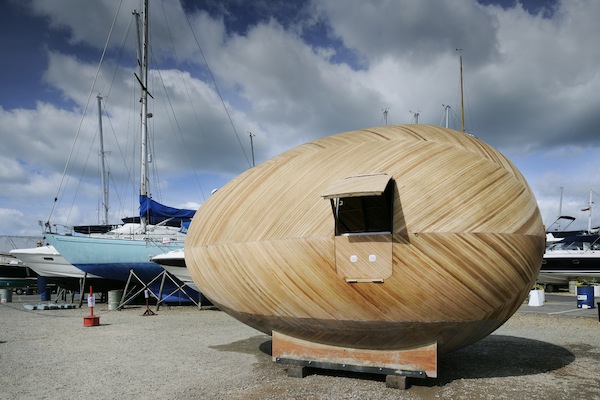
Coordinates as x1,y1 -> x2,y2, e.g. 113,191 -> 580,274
3,0 -> 600,234
310,0 -> 499,66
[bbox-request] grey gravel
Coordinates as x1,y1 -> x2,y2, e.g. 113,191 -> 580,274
1,295 -> 599,399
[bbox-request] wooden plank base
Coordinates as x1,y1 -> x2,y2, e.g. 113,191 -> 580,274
272,331 -> 437,379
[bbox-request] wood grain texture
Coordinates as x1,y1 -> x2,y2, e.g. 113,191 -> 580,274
185,124 -> 545,354
272,331 -> 438,378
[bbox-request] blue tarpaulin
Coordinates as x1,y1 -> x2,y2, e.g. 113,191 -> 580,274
139,195 -> 195,226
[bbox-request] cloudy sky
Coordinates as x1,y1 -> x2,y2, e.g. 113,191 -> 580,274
1,0 -> 600,237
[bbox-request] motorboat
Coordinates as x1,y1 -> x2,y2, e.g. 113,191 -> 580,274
539,234 -> 600,286
9,244 -> 123,292
10,245 -> 99,279
151,248 -> 198,292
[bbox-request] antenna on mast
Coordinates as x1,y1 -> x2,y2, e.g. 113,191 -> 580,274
409,110 -> 420,124
584,189 -> 595,234
382,108 -> 389,125
442,104 -> 451,128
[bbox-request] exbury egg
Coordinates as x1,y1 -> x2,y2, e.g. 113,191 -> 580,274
185,124 -> 545,371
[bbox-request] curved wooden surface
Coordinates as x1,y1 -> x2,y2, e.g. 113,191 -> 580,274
185,125 -> 545,354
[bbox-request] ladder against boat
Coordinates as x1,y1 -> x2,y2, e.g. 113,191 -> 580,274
271,331 -> 437,390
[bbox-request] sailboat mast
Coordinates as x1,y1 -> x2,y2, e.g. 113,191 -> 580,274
588,189 -> 593,234
558,186 -> 563,217
97,95 -> 109,225
249,132 -> 255,167
459,51 -> 465,133
136,1 -> 150,232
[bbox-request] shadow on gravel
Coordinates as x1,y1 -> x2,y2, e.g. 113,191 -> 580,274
212,334 -> 575,388
210,334 -> 272,356
426,334 -> 575,386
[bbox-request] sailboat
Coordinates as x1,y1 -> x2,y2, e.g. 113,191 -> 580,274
10,96 -> 121,292
44,1 -> 198,301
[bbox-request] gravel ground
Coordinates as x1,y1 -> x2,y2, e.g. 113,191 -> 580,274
1,295 -> 599,400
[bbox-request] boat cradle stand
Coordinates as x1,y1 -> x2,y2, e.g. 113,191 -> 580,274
117,269 -> 200,312
53,273 -> 103,308
271,331 -> 437,390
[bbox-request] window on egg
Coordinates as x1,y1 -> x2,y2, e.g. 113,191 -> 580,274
321,174 -> 394,236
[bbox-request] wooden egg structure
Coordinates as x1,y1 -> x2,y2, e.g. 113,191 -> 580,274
185,124 -> 545,362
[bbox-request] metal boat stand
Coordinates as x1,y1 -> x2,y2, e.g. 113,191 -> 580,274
117,269 -> 162,310
154,271 -> 200,311
118,269 -> 199,311
52,273 -> 89,308
54,286 -> 68,303
77,273 -> 88,307
142,289 -> 155,316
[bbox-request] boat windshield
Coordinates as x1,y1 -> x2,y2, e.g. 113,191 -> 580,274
548,240 -> 600,251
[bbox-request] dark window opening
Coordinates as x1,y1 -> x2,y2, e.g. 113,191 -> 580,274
332,180 -> 394,236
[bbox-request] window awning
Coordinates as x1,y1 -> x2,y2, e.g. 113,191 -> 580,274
321,174 -> 392,199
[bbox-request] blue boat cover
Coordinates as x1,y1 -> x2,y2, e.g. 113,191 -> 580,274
139,195 -> 196,225
179,221 -> 191,233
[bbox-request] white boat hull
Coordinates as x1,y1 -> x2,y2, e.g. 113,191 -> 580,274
152,250 -> 198,292
9,245 -> 101,279
539,236 -> 600,284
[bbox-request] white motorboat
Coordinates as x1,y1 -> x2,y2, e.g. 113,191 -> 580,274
10,245 -> 99,279
152,248 -> 198,292
539,234 -> 600,285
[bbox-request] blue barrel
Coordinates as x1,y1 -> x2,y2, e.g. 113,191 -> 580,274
37,276 -> 51,302
576,285 -> 594,308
